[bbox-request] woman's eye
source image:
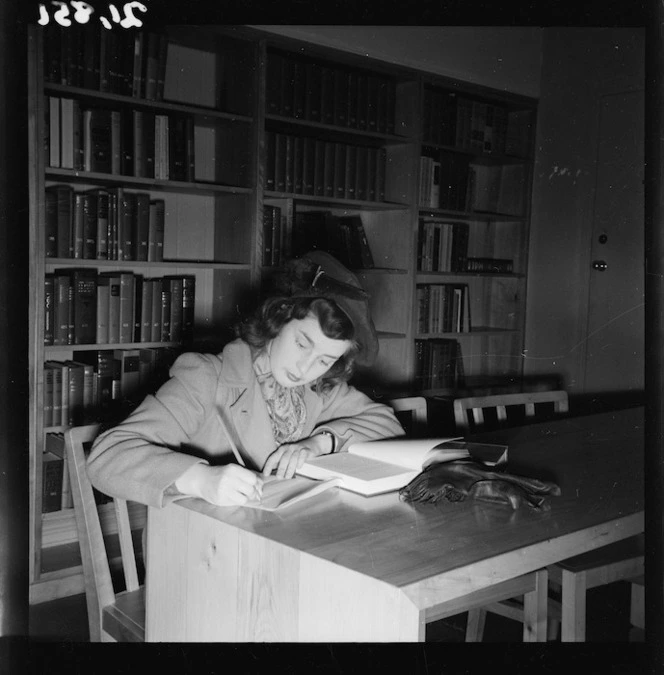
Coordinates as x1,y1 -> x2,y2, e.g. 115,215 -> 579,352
319,359 -> 332,368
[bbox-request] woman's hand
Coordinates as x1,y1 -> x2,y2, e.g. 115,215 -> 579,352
175,463 -> 263,506
262,433 -> 333,479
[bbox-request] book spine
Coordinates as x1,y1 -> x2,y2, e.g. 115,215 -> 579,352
118,273 -> 135,343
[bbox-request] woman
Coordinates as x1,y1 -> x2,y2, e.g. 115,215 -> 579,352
87,251 -> 404,509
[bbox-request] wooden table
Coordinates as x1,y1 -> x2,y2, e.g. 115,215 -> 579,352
145,407 -> 644,641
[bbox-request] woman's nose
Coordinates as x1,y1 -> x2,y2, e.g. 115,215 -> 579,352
296,353 -> 316,376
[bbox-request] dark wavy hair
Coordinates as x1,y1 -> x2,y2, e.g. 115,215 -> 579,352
237,296 -> 359,392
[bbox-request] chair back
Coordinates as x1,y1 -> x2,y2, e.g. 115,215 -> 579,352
388,396 -> 428,436
453,390 -> 569,431
65,424 -> 142,641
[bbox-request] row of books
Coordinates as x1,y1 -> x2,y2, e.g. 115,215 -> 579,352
45,185 -> 165,262
422,88 -> 533,157
266,50 -> 397,134
420,153 -> 527,215
42,24 -> 168,100
416,284 -> 471,335
45,270 -> 195,346
415,339 -> 465,390
291,211 -> 375,270
464,258 -> 514,274
46,96 -> 195,181
265,132 -> 387,202
417,219 -> 469,273
43,347 -> 177,431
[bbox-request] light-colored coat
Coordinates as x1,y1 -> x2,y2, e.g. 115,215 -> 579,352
87,340 -> 404,508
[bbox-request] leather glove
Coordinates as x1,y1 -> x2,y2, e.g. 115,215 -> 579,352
399,459 -> 561,510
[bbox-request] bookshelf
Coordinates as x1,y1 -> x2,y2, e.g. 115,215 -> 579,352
27,25 -> 536,602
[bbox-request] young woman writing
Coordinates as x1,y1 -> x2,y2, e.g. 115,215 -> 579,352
86,251 -> 405,509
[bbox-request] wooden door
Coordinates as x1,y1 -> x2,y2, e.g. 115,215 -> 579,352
583,90 -> 644,393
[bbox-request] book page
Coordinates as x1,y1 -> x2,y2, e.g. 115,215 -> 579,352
347,437 -> 464,470
243,475 -> 341,511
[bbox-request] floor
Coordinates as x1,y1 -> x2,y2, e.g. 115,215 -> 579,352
29,580 -> 643,642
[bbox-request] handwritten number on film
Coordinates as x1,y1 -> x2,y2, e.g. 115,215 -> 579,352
38,2 -> 147,28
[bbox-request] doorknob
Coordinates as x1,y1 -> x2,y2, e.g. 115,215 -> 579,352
592,260 -> 608,271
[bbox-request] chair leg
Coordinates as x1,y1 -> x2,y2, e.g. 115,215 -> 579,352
561,569 -> 586,642
630,582 -> 645,630
523,569 -> 548,642
465,608 -> 486,642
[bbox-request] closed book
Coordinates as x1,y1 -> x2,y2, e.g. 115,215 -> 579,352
70,268 -> 98,344
113,349 -> 141,400
293,135 -> 304,194
111,110 -> 122,174
143,111 -> 156,178
281,56 -> 294,117
118,190 -> 136,261
262,206 -> 274,265
46,431 -> 72,510
88,188 -> 110,260
48,95 -> 60,167
150,278 -> 162,342
344,144 -> 357,200
313,139 -> 325,197
53,273 -> 71,346
320,66 -> 335,125
355,145 -> 368,201
333,143 -> 346,199
83,108 -> 113,173
119,272 -> 135,343
60,98 -> 75,169
132,109 -> 146,177
96,273 -> 110,344
45,188 -> 58,258
104,272 -> 121,343
120,108 -> 134,176
133,275 -> 144,342
58,361 -> 70,426
323,142 -> 335,198
71,193 -> 85,259
292,60 -> 305,119
148,200 -> 165,262
375,147 -> 386,202
181,275 -> 196,342
334,69 -> 349,127
47,185 -> 74,259
169,115 -> 188,181
274,133 -> 286,192
265,131 -> 276,191
284,134 -> 294,193
366,147 -> 377,201
302,136 -> 315,195
43,362 -> 55,427
144,32 -> 160,100
165,276 -> 184,342
134,192 -> 150,261
82,191 -> 97,259
139,276 -> 154,342
160,282 -> 171,342
44,275 -> 55,346
42,451 -> 64,513
271,206 -> 282,266
304,62 -> 322,122
346,71 -> 358,129
64,360 -> 85,425
356,72 -> 368,131
44,361 -> 63,426
131,31 -> 145,97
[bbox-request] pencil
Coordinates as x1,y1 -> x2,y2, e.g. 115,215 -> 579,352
216,408 -> 246,467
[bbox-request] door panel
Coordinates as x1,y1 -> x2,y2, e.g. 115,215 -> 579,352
584,90 -> 644,393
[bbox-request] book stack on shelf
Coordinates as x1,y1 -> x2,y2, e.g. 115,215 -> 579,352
44,346 -> 177,430
265,132 -> 386,202
416,284 -> 471,335
417,219 -> 469,273
266,50 -> 397,134
43,25 -> 169,100
45,97 -> 195,181
45,185 -> 165,262
415,338 -> 465,391
290,211 -> 375,270
44,271 -> 195,346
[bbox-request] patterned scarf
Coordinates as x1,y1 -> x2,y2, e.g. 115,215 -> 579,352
252,347 -> 307,445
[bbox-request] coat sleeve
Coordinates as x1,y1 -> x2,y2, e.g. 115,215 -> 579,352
86,352 -> 223,508
313,382 -> 405,452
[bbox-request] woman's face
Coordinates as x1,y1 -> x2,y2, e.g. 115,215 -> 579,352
269,313 -> 352,388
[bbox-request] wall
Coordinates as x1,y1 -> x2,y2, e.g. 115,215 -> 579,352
251,26 -> 542,98
523,28 -> 645,393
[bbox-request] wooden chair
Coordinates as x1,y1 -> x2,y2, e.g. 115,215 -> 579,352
65,424 -> 146,642
387,396 -> 549,641
388,396 -> 428,436
453,391 -> 644,641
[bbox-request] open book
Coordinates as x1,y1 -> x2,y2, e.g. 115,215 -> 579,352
244,438 -> 508,511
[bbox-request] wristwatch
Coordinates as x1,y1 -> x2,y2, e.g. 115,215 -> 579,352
316,430 -> 336,454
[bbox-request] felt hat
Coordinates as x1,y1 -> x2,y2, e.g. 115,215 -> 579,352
271,251 -> 379,367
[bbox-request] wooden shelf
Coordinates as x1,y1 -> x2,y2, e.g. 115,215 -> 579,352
44,258 -> 251,270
